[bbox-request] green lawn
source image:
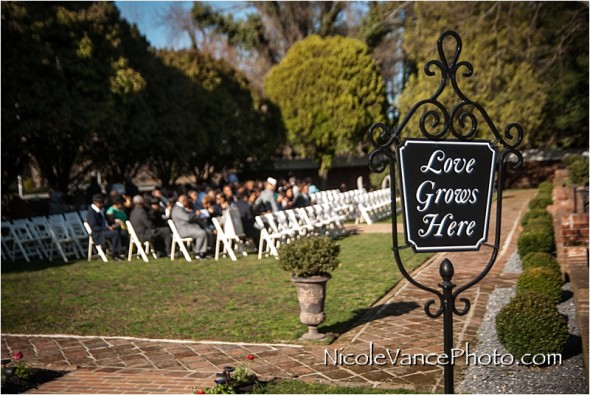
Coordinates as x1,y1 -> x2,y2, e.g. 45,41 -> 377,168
1,233 -> 430,343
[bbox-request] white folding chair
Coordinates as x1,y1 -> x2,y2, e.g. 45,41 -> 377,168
23,217 -> 54,259
64,212 -> 90,253
1,221 -> 30,262
285,209 -> 314,235
125,221 -> 151,262
48,214 -> 84,259
212,217 -> 238,261
9,219 -> 45,261
47,221 -> 82,262
83,222 -> 108,262
167,219 -> 193,261
255,216 -> 281,259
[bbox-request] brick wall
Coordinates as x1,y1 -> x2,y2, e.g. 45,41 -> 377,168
548,169 -> 589,381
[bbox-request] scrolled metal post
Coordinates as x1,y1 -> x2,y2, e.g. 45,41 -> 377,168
367,30 -> 523,394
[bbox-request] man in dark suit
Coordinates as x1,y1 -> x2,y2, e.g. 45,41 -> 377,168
129,195 -> 172,258
86,194 -> 125,260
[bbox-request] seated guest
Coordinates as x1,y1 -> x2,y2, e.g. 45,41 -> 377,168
106,195 -> 129,246
86,194 -> 125,260
148,197 -> 168,227
254,177 -> 279,213
170,194 -> 209,259
235,191 -> 260,249
129,195 -> 172,258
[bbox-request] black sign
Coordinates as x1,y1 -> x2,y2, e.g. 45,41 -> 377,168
398,139 -> 497,252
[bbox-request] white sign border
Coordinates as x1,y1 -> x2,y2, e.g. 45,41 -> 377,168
398,139 -> 497,252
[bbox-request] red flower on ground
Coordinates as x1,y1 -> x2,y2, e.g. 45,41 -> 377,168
12,351 -> 23,361
195,390 -> 205,394
246,354 -> 255,360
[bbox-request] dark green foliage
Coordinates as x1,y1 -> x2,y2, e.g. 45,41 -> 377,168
2,2 -> 282,192
265,35 -> 387,181
496,292 -> 569,360
522,252 -> 560,274
568,157 -> 589,186
518,224 -> 555,257
528,195 -> 553,210
517,267 -> 563,303
398,2 -> 588,149
521,208 -> 552,227
278,237 -> 340,277
538,181 -> 553,194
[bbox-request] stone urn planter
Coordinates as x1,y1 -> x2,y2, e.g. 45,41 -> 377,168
278,236 -> 340,340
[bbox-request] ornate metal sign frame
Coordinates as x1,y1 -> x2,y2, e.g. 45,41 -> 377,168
367,31 -> 523,394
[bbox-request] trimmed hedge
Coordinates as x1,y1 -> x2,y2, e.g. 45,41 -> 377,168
528,195 -> 553,210
522,252 -> 561,274
517,223 -> 555,256
516,267 -> 563,303
496,292 -> 569,360
538,181 -> 553,194
521,208 -> 552,227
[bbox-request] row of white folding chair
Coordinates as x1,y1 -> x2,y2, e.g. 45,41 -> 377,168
354,189 -> 396,225
310,189 -> 366,221
255,204 -> 346,259
1,220 -> 44,262
2,216 -> 83,263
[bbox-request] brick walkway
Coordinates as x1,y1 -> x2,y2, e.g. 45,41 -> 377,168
2,190 -> 537,393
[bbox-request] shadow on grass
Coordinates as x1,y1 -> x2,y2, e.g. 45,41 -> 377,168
1,259 -> 81,274
321,301 -> 420,336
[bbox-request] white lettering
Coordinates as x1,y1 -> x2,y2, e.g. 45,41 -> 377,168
418,213 -> 477,238
420,150 -> 477,175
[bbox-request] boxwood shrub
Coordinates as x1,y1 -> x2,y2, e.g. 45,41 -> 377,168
522,252 -> 560,274
521,208 -> 552,227
528,195 -> 553,210
516,267 -> 563,303
278,236 -> 340,277
518,223 -> 555,256
538,181 -> 553,194
496,292 -> 569,360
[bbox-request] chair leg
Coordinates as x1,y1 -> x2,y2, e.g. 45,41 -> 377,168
215,237 -> 221,261
127,242 -> 134,262
171,241 -> 177,260
87,240 -> 93,262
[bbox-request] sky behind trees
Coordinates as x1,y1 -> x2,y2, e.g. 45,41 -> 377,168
115,1 -> 247,49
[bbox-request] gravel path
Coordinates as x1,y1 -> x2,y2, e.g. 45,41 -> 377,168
457,252 -> 588,394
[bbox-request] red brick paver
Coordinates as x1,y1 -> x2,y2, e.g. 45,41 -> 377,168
2,190 -> 538,393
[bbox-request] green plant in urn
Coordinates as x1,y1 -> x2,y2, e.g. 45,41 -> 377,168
279,236 -> 340,339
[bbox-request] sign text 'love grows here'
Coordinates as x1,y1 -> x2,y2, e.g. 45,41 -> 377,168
398,140 -> 497,252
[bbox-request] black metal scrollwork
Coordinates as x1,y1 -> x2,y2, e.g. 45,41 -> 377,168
368,30 -> 523,394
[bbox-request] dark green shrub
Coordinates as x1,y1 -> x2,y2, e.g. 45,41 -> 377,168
522,252 -> 561,274
517,267 -> 563,303
521,208 -> 552,227
526,216 -> 553,229
528,195 -> 553,210
538,181 -> 553,194
518,224 -> 555,256
496,292 -> 569,360
568,157 -> 589,186
278,236 -> 340,277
